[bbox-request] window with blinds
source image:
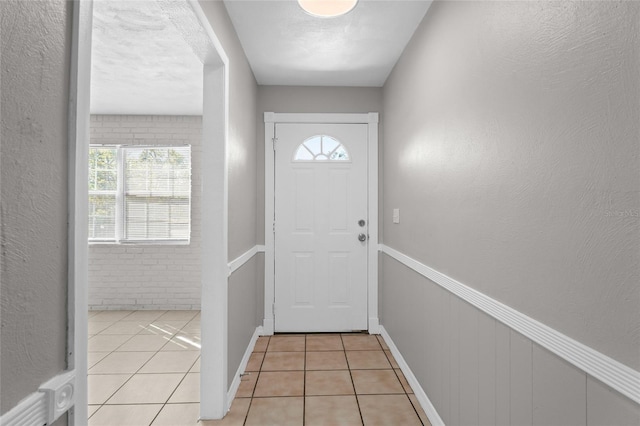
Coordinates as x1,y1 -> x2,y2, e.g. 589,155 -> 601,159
88,145 -> 191,243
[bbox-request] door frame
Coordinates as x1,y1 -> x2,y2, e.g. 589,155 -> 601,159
263,112 -> 380,335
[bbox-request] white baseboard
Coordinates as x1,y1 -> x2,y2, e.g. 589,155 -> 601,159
226,326 -> 263,409
380,244 -> 640,405
1,370 -> 75,426
379,326 -> 444,426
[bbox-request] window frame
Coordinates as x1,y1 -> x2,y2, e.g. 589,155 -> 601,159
88,144 -> 192,245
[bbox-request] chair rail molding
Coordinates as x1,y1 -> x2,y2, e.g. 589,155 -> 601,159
379,244 -> 640,405
0,370 -> 76,426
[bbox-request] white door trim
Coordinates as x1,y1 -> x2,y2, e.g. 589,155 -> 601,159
70,1 -> 232,422
263,112 -> 380,335
68,1 -> 93,423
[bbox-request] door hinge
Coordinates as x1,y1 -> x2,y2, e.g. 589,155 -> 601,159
273,221 -> 276,234
272,137 -> 278,151
272,303 -> 276,315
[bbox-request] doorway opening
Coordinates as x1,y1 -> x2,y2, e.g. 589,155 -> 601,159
69,0 -> 230,422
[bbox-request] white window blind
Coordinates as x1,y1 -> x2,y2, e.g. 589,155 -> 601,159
88,145 -> 191,243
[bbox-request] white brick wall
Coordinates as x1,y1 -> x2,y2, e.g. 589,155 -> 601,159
88,115 -> 202,310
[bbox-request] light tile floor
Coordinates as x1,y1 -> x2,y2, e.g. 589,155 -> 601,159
88,311 -> 431,426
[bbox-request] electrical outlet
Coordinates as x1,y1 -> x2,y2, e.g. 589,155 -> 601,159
393,208 -> 400,224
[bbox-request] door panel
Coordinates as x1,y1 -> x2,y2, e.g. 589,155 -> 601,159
275,123 -> 368,332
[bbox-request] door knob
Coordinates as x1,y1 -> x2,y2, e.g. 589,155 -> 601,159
358,233 -> 367,242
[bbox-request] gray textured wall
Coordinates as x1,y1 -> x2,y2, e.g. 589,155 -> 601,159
198,0 -> 261,391
381,0 -> 639,423
383,0 -> 639,370
0,0 -> 71,415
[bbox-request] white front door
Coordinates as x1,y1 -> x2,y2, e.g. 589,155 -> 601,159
274,123 -> 369,332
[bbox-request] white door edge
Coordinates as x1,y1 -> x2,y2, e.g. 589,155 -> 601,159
263,112 -> 379,335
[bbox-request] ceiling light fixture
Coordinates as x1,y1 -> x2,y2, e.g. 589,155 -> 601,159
297,0 -> 358,18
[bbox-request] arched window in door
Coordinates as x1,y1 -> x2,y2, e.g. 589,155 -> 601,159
293,135 -> 350,161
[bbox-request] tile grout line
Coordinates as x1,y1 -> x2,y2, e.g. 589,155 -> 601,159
342,334 -> 366,426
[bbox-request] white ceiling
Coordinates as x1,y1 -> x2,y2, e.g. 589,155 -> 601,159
90,0 -> 432,115
224,0 -> 432,86
91,0 -> 204,115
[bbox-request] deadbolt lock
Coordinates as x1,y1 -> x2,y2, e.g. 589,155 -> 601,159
358,219 -> 366,227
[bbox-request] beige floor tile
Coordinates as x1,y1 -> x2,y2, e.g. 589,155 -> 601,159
107,373 -> 185,404
346,351 -> 391,369
190,357 -> 201,373
261,352 -> 305,371
180,320 -> 201,333
89,404 -> 163,426
200,398 -> 250,426
395,368 -> 413,393
88,374 -> 131,405
409,394 -> 432,426
90,310 -> 133,322
158,310 -> 199,321
88,405 -> 100,418
351,370 -> 404,395
384,350 -> 399,368
376,335 -> 389,350
305,396 -> 363,426
306,334 -> 343,351
169,373 -> 200,403
306,351 -> 348,370
342,335 -> 382,351
267,335 -> 305,352
161,334 -> 201,351
253,371 -> 304,397
305,370 -> 354,396
147,321 -> 189,335
100,321 -> 150,335
245,351 -> 265,372
152,403 -> 200,425
137,322 -> 181,337
88,322 -> 113,335
358,394 -> 422,426
139,351 -> 200,374
88,351 -> 110,369
244,397 -> 304,426
122,310 -> 166,321
117,334 -> 171,352
88,334 -> 132,352
253,336 -> 270,352
89,310 -> 101,318
236,372 -> 258,398
89,351 -> 155,374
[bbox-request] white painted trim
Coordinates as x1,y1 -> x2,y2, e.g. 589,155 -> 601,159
367,112 -> 380,334
263,115 -> 276,335
68,1 -> 93,424
228,245 -> 266,276
0,370 -> 76,426
263,112 -> 379,335
187,1 -> 230,420
380,244 -> 640,405
379,326 -> 444,426
226,326 -> 263,409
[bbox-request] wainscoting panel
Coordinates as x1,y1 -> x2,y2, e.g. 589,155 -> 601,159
380,252 -> 640,426
532,345 -> 586,425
